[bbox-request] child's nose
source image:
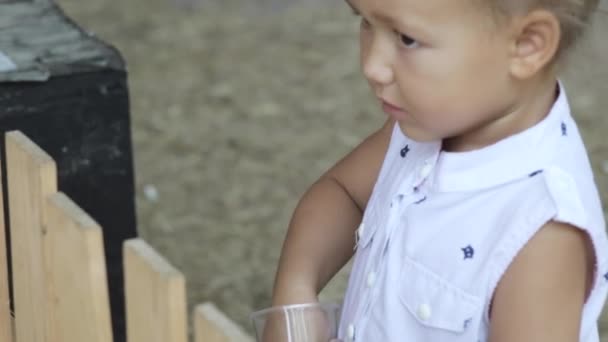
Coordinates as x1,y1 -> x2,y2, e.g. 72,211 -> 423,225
362,37 -> 394,86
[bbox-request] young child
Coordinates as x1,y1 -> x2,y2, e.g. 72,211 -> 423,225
270,0 -> 608,341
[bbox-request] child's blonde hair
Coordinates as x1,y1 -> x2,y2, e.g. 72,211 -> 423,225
483,0 -> 599,62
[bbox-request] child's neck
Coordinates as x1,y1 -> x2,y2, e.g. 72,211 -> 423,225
442,73 -> 558,153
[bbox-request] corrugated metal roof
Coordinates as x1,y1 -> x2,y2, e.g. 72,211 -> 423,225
0,0 -> 125,82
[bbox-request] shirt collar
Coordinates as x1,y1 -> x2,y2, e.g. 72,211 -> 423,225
400,82 -> 569,193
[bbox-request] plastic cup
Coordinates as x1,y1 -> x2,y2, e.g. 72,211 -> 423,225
250,303 -> 341,342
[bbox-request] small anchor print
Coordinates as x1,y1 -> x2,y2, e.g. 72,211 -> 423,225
603,272 -> 608,282
529,170 -> 544,177
400,145 -> 410,158
414,196 -> 427,205
561,122 -> 567,136
462,245 -> 475,260
463,318 -> 473,330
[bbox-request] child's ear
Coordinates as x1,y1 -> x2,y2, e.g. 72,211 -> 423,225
508,10 -> 561,79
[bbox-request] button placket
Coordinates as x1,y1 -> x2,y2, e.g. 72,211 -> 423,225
361,247 -> 383,316
358,209 -> 393,319
355,173 -> 423,336
361,192 -> 407,317
356,225 -> 381,319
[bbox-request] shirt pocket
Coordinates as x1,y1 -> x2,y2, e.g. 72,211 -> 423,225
399,256 -> 483,338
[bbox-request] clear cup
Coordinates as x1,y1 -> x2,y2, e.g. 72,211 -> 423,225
250,303 -> 341,342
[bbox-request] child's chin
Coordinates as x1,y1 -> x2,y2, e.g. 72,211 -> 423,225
398,123 -> 439,143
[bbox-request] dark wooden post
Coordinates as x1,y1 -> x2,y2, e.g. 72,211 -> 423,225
0,1 -> 138,341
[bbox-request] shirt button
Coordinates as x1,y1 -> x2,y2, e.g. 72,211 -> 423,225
419,163 -> 433,179
347,323 -> 356,340
417,303 -> 432,321
357,222 -> 365,236
366,272 -> 376,288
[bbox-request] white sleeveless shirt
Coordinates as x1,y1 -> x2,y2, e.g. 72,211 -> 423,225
338,84 -> 608,342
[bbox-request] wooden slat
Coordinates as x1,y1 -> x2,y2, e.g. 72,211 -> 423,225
6,130 -> 57,342
0,155 -> 13,342
43,192 -> 113,342
124,238 -> 187,342
194,302 -> 254,342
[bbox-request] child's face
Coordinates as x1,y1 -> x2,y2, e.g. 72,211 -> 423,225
350,0 -> 519,144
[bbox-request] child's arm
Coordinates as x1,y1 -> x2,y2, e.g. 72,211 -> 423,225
488,221 -> 593,341
271,118 -> 395,306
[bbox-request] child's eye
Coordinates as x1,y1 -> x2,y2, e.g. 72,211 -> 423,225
398,32 -> 419,49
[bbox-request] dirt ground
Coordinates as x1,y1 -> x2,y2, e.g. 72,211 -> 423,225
55,0 -> 608,336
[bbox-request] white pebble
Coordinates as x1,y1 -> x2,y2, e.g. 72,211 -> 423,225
143,184 -> 160,202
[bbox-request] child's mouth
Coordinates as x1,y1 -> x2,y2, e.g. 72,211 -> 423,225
381,99 -> 408,119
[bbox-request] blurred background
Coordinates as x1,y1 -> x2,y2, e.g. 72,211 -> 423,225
54,0 -> 608,335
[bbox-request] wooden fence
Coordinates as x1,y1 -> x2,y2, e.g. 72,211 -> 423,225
0,131 -> 253,342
